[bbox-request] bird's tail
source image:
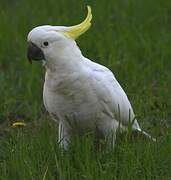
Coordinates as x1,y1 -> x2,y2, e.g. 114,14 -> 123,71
137,129 -> 156,142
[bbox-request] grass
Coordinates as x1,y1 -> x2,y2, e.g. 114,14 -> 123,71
0,0 -> 171,179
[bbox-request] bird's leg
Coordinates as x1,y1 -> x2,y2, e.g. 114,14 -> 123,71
104,129 -> 116,149
97,119 -> 118,149
58,121 -> 70,150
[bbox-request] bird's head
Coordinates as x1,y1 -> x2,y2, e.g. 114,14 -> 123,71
27,6 -> 92,64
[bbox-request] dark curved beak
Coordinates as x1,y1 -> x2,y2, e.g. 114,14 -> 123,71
27,42 -> 45,64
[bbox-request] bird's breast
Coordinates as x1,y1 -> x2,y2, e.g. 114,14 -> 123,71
43,72 -> 100,129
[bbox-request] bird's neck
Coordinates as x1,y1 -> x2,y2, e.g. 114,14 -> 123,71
44,45 -> 86,92
44,44 -> 84,77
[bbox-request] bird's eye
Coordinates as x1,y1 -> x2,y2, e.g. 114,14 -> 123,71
43,41 -> 49,46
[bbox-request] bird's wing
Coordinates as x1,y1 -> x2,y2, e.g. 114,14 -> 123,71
83,58 -> 141,131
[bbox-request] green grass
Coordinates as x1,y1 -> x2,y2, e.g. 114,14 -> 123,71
0,0 -> 171,179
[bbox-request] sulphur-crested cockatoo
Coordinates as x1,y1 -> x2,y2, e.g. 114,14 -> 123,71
27,6 -> 154,149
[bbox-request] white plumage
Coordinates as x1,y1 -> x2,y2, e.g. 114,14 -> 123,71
27,7 -> 154,149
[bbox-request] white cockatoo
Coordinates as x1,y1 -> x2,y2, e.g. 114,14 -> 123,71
27,6 -> 154,149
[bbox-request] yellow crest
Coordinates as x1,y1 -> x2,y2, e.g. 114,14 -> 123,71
63,6 -> 92,39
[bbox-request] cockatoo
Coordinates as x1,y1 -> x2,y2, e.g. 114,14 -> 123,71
27,6 -> 154,149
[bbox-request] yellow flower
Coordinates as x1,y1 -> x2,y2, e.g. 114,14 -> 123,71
12,121 -> 26,128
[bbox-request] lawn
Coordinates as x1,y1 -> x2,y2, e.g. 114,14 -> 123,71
0,0 -> 171,179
